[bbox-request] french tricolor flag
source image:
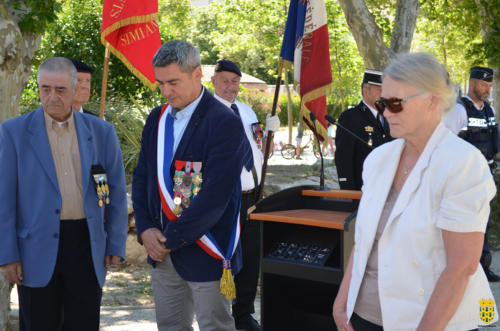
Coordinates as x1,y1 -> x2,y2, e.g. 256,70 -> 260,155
280,0 -> 332,141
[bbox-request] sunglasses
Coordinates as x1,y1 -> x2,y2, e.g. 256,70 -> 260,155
374,92 -> 425,115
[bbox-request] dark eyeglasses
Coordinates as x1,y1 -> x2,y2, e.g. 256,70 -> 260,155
374,92 -> 424,115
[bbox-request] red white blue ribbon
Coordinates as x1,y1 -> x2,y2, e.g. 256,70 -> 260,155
157,103 -> 241,264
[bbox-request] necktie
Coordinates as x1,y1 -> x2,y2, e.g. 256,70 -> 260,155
231,103 -> 240,118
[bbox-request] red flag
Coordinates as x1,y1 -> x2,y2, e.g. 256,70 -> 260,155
101,0 -> 162,90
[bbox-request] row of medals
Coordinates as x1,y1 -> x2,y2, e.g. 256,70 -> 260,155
173,164 -> 202,216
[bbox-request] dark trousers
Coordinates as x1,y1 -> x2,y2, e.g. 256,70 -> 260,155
18,220 -> 102,331
232,192 -> 260,321
350,313 -> 383,331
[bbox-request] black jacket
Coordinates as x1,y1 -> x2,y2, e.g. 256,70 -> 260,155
334,101 -> 392,190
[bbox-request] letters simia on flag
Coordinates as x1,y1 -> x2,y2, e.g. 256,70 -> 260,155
280,0 -> 332,141
101,0 -> 162,90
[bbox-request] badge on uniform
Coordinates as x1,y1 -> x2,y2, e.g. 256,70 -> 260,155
91,164 -> 110,207
251,122 -> 263,149
173,160 -> 203,216
364,126 -> 374,146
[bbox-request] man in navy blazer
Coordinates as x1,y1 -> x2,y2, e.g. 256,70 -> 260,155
132,40 -> 251,330
0,57 -> 128,330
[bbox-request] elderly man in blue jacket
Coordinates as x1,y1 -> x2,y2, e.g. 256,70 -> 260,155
0,57 -> 128,331
132,40 -> 251,331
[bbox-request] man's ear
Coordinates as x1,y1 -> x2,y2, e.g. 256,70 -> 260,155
192,66 -> 202,80
211,75 -> 215,85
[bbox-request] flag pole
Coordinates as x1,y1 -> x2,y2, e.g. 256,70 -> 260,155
99,46 -> 110,119
256,61 -> 283,200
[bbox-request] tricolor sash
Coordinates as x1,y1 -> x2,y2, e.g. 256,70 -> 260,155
157,103 -> 241,300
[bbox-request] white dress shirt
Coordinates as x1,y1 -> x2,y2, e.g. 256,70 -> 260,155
169,88 -> 204,156
347,122 -> 497,330
214,94 -> 263,191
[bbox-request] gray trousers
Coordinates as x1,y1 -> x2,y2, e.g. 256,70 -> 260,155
152,255 -> 236,331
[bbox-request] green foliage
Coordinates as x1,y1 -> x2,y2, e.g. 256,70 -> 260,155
326,1 -> 365,112
188,8 -> 220,65
10,0 -> 62,34
365,0 -> 396,48
188,0 -> 288,83
103,95 -> 161,183
415,0 -> 484,86
476,0 -> 500,67
278,92 -> 301,125
158,0 -> 192,40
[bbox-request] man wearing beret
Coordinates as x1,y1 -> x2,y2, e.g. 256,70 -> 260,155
211,59 -> 280,331
70,59 -> 96,116
335,69 -> 392,191
444,66 -> 500,281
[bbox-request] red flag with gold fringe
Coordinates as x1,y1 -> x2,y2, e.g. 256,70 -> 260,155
101,0 -> 161,90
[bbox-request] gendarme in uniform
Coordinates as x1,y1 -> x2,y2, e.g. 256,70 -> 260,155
335,69 -> 392,191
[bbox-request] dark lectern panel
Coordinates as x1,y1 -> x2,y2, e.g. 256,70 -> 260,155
262,274 -> 338,331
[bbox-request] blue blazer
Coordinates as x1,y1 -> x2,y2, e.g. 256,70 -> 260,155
132,89 -> 251,282
0,108 -> 128,288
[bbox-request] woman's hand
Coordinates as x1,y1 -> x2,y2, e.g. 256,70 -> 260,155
333,249 -> 355,330
333,305 -> 355,331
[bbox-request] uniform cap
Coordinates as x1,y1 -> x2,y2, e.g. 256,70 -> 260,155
470,66 -> 493,82
362,69 -> 383,86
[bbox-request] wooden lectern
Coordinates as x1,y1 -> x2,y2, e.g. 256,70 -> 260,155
249,185 -> 361,331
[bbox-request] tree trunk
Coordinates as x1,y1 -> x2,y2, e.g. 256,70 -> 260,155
0,7 -> 41,124
337,0 -> 419,70
0,5 -> 42,329
389,0 -> 420,54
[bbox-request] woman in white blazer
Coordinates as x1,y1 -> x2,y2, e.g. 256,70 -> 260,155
333,53 -> 497,331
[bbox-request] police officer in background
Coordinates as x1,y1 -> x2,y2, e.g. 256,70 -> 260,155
70,59 -> 96,116
211,60 -> 280,331
335,69 -> 392,191
444,66 -> 500,282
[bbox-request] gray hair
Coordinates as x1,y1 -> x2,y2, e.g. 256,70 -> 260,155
37,57 -> 77,90
152,40 -> 201,73
383,53 -> 455,114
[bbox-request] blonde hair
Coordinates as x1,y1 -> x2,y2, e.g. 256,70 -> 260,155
384,53 -> 455,114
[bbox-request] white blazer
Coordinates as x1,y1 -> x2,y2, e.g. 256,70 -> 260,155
346,122 -> 498,330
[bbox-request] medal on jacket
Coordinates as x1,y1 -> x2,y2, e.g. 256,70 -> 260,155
193,162 -> 202,196
251,122 -> 263,149
181,162 -> 193,208
365,126 -> 374,146
173,161 -> 186,216
91,164 -> 110,207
